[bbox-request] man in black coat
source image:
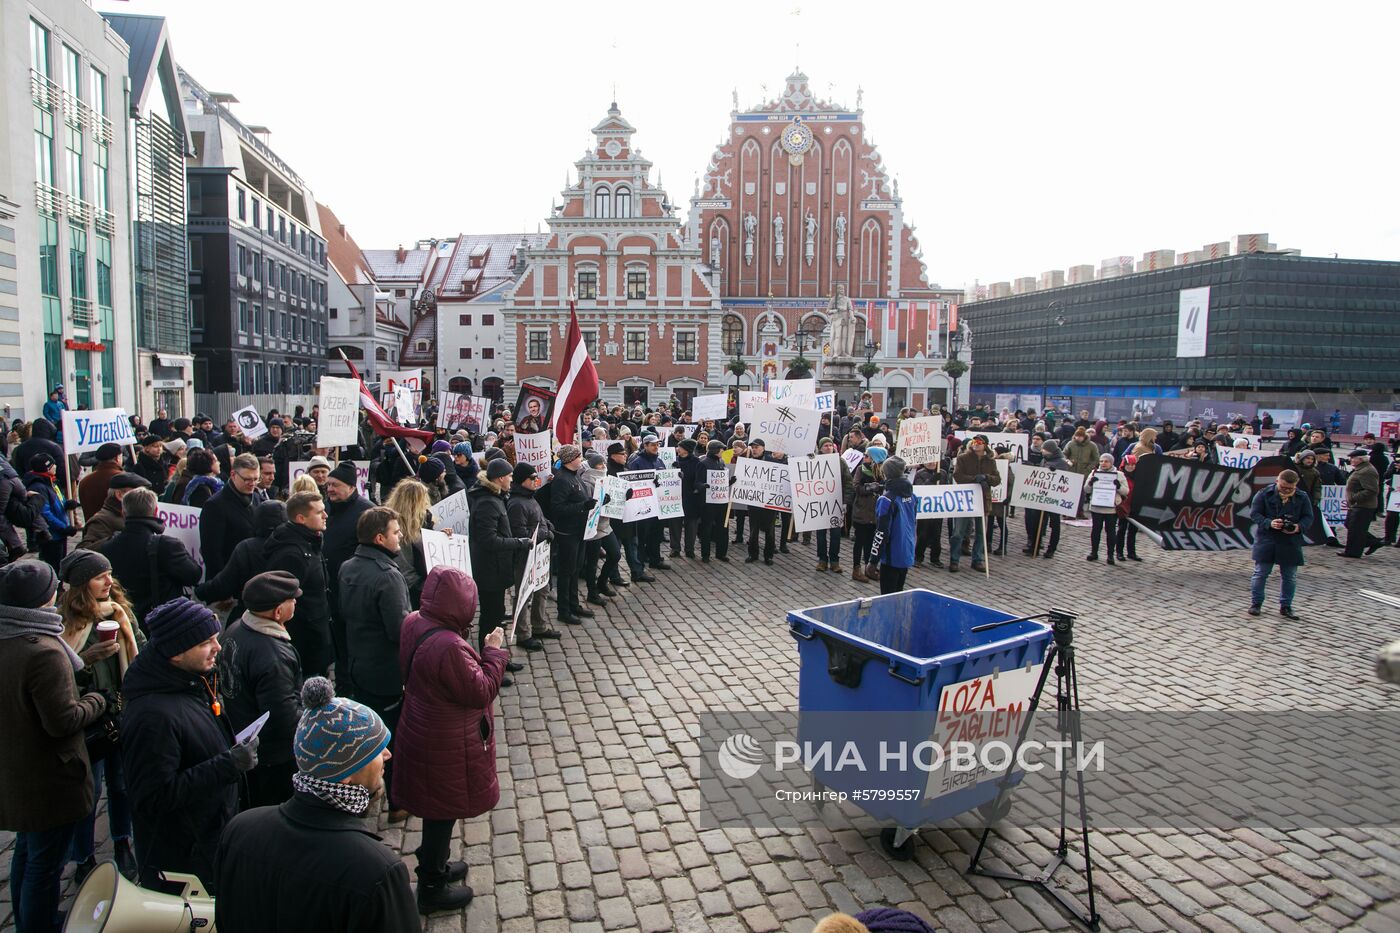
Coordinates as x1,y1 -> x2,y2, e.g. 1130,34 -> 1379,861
675,439 -> 705,558
121,598 -> 259,893
99,488 -> 203,627
262,492 -> 333,678
199,453 -> 265,579
468,462 -> 532,677
214,677 -> 417,932
196,500 -> 285,618
217,571 -> 304,808
551,445 -> 597,626
133,434 -> 171,490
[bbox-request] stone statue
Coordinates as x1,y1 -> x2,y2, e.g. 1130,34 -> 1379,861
827,284 -> 856,359
772,214 -> 784,265
834,212 -> 847,240
804,211 -> 817,266
834,212 -> 847,266
709,233 -> 721,266
743,212 -> 757,265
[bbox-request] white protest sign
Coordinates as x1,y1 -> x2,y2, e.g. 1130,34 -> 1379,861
705,469 -> 730,504
232,405 -> 268,440
896,415 -> 943,465
62,408 -> 135,456
393,385 -> 417,425
748,402 -> 821,457
1088,473 -> 1119,508
428,489 -> 471,535
989,458 -> 1008,504
291,460 -> 369,496
814,391 -> 835,412
923,664 -> 1043,801
584,476 -> 608,539
692,393 -> 728,422
514,430 -> 553,480
317,376 -> 361,447
842,448 -> 865,473
439,392 -> 489,431
602,475 -> 627,519
383,368 -> 422,392
732,457 -> 792,512
912,483 -> 984,520
1215,446 -> 1266,470
954,431 -> 1028,462
1387,488 -> 1400,513
678,424 -> 700,439
1008,464 -> 1085,517
739,390 -> 766,420
510,530 -> 543,642
655,469 -> 684,520
1320,485 -> 1347,525
422,527 -> 473,576
768,378 -> 817,409
792,454 -> 844,532
657,446 -> 677,468
155,502 -> 204,581
531,539 -> 551,592
620,470 -> 659,522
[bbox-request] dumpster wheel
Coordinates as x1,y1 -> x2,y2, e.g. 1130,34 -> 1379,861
880,827 -> 917,860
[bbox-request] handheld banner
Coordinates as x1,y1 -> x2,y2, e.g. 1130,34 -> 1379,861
911,483 -> 984,520
620,470 -> 659,522
1008,464 -> 1085,518
732,457 -> 792,512
655,469 -> 684,520
428,489 -> 471,535
422,527 -> 472,576
767,378 -> 817,409
601,475 -> 628,520
232,405 -> 268,441
791,454 -> 844,532
953,431 -> 1027,462
692,393 -> 727,422
895,415 -> 943,465
748,402 -> 820,457
317,377 -> 361,448
514,430 -> 553,480
738,390 -> 766,421
155,502 -> 204,582
705,469 -> 730,504
291,460 -> 369,496
62,408 -> 135,456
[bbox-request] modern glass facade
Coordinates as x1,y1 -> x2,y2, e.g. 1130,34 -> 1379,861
134,112 -> 189,354
962,254 -> 1400,394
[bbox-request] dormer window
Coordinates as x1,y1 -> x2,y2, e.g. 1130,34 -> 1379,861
614,186 -> 631,219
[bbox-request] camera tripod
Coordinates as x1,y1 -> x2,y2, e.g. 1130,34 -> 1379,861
966,607 -> 1101,931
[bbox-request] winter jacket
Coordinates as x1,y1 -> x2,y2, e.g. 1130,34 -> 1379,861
1250,485 -> 1314,567
626,449 -> 666,472
262,522 -> 332,668
507,485 -> 553,582
392,568 -> 509,821
200,484 -> 259,579
340,544 -> 411,699
1115,472 -> 1136,519
182,473 -> 223,508
77,495 -> 124,550
24,470 -> 72,537
850,466 -> 882,526
1085,468 -> 1130,515
1295,464 -> 1322,506
952,448 -> 1001,515
1345,462 -> 1380,510
120,645 -> 241,891
78,459 -> 124,521
216,612 -> 302,768
871,476 -> 917,569
468,478 -> 531,592
676,453 -> 705,515
12,418 -> 67,486
1064,438 -> 1099,476
0,606 -> 106,831
550,465 -> 593,537
99,516 -> 203,626
195,501 -> 284,610
322,493 -> 372,616
0,453 -> 44,554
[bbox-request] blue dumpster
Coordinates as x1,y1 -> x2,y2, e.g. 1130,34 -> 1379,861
787,589 -> 1052,854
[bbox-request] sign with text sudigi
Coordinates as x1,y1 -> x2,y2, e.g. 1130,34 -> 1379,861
1008,464 -> 1085,517
62,407 -> 135,456
791,454 -> 844,532
1176,286 -> 1210,358
747,402 -> 820,457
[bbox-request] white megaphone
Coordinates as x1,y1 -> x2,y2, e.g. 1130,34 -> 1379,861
63,861 -> 216,932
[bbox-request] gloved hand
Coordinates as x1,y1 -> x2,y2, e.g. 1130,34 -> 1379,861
230,736 -> 260,772
624,488 -> 635,500
653,476 -> 663,487
602,494 -> 612,506
64,526 -> 80,537
64,499 -> 80,512
975,474 -> 989,485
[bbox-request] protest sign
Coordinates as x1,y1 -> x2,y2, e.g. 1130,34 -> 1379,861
1319,486 -> 1347,526
422,527 -> 472,576
1387,488 -> 1400,513
1263,409 -> 1303,431
510,531 -> 547,642
1367,411 -> 1400,436
738,390 -> 766,420
584,476 -> 608,538
1216,446 -> 1266,470
439,392 -> 490,431
988,459 -> 1008,504
393,385 -> 417,425
1089,475 -> 1119,509
748,402 -> 820,457
953,431 -> 1027,461
1008,465 -> 1085,518
692,393 -> 727,421
895,415 -> 942,465
1129,454 -> 1257,550
768,378 -> 817,409
841,448 -> 865,473
912,483 -> 984,520
428,489 -> 471,535
291,460 -> 369,496
814,391 -> 835,412
155,503 -> 204,581
514,430 -> 553,480
678,424 -> 699,439
602,475 -> 628,519
62,408 -> 135,456
655,470 -> 684,520
791,454 -> 844,532
732,457 -> 792,512
383,368 -> 423,393
705,469 -> 730,504
657,446 -> 677,468
317,376 -> 360,447
620,470 -> 659,522
232,405 -> 268,440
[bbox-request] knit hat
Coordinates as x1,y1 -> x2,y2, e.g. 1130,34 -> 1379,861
1041,440 -> 1061,456
607,440 -> 626,455
145,598 -> 222,658
585,451 -> 606,468
96,443 -> 122,462
707,440 -> 724,455
294,677 -> 391,782
557,444 -> 582,465
512,462 -> 537,484
307,455 -> 333,472
28,453 -> 56,473
419,458 -> 446,483
267,418 -> 283,429
853,906 -> 939,933
1295,449 -> 1316,463
868,434 -> 888,448
486,458 -> 513,480
484,446 -> 505,462
679,438 -> 697,454
243,570 -> 303,613
328,461 -> 359,488
431,440 -> 452,454
868,446 -> 888,464
185,438 -> 205,450
109,472 -> 151,492
0,560 -> 59,608
882,458 -> 906,481
452,442 -> 473,457
58,549 -> 111,589
139,434 -> 163,447
165,438 -> 187,457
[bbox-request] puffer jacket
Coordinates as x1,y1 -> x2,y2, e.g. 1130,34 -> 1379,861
1064,438 -> 1099,476
392,567 -> 508,821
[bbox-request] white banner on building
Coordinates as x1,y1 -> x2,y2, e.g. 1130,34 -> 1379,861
692,393 -> 728,422
1176,286 -> 1210,358
514,430 -> 553,480
155,502 -> 204,581
422,527 -> 472,576
791,454 -> 844,532
317,376 -> 361,448
232,405 -> 268,440
731,457 -> 792,512
747,402 -> 820,457
895,415 -> 942,465
62,407 -> 135,456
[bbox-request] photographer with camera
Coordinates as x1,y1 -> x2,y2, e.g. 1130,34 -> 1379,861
1248,468 -> 1313,620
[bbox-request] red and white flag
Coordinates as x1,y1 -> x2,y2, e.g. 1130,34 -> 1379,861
337,350 -> 433,446
550,304 -> 599,446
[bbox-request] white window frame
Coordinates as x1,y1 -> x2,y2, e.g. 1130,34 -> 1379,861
624,328 -> 648,363
593,187 -> 611,219
614,185 -> 632,219
576,265 -> 599,300
526,328 -> 551,362
625,264 -> 648,301
673,328 -> 699,363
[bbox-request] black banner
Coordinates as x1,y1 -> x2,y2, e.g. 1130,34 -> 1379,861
1130,454 -> 1310,551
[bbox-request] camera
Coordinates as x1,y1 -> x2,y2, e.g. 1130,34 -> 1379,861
1280,518 -> 1297,532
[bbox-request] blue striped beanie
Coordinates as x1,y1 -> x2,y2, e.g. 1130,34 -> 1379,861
293,677 -> 391,782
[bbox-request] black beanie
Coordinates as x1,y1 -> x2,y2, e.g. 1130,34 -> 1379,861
486,459 -> 513,480
419,458 -> 446,483
145,598 -> 222,658
512,462 -> 537,485
0,560 -> 59,608
329,461 -> 359,488
59,549 -> 111,589
679,438 -> 697,453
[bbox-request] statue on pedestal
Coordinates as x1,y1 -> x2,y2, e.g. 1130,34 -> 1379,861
827,284 -> 856,360
743,212 -> 757,266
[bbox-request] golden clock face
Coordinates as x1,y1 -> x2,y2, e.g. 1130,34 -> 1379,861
781,121 -> 814,155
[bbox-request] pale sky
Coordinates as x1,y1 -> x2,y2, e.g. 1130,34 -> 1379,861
98,0 -> 1400,289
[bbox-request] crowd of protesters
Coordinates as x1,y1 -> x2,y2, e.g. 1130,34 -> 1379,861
0,387 -> 1395,931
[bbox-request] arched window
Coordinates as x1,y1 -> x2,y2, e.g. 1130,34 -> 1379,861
853,316 -> 869,353
375,347 -> 388,361
721,314 -> 744,355
801,313 -> 828,345
614,186 -> 631,219
593,187 -> 611,218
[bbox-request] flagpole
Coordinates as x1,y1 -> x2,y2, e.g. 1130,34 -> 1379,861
338,347 -> 419,477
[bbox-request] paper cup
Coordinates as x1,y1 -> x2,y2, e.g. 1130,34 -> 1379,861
96,620 -> 120,643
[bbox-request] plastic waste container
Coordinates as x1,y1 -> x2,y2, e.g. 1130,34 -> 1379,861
787,588 -> 1052,857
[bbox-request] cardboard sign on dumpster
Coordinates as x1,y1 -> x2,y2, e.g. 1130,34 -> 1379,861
923,664 -> 1043,801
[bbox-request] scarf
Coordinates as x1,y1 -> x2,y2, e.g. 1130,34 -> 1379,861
0,604 -> 84,671
292,771 -> 371,815
241,610 -> 291,641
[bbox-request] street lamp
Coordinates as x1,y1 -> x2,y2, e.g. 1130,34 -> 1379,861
729,336 -> 746,401
861,336 -> 880,396
948,329 -> 964,414
1041,302 -> 1066,416
787,318 -> 821,378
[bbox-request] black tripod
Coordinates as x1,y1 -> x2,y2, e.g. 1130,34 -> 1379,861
966,607 -> 1101,931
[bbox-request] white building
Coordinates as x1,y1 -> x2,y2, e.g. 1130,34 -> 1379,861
319,201 -> 406,384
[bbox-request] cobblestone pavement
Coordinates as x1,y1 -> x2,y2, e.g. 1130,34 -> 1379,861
3,523 -> 1399,931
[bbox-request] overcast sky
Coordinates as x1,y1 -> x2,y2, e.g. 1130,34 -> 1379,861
98,0 -> 1399,289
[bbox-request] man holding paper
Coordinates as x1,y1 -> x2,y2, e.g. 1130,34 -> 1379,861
218,571 -> 305,807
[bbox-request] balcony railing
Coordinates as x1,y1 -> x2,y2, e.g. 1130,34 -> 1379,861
71,297 -> 97,327
34,182 -> 62,216
30,70 -> 114,142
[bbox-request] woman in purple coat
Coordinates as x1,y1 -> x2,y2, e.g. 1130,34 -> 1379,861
393,566 -> 509,914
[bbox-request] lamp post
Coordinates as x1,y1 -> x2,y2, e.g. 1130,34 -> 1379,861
1041,302 -> 1066,415
729,336 -> 746,401
948,329 -> 964,414
861,336 -> 880,396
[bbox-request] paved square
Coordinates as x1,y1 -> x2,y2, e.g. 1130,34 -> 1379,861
4,523 -> 1399,931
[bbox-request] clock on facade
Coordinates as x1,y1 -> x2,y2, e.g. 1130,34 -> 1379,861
779,119 -> 814,165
